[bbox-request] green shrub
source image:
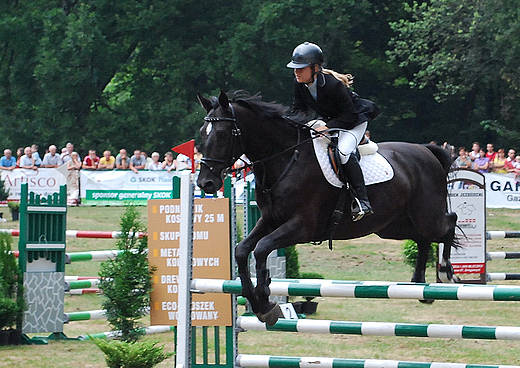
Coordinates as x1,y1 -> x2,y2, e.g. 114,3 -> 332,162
91,337 -> 173,368
0,177 -> 9,202
7,201 -> 19,213
402,239 -> 438,268
299,272 -> 324,279
284,245 -> 300,278
0,232 -> 24,328
98,206 -> 154,342
0,298 -> 18,330
0,233 -> 18,299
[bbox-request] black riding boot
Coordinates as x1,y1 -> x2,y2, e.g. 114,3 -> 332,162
342,154 -> 373,221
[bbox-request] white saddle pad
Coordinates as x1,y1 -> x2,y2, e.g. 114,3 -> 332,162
312,134 -> 394,188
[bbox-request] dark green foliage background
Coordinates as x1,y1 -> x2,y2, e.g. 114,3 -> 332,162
1,0 -> 519,156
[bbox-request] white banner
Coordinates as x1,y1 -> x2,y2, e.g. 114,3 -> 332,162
1,167 -> 68,200
80,170 -> 181,205
484,172 -> 520,208
2,168 -> 518,208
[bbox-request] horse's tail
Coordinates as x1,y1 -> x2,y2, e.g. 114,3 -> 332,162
426,144 -> 463,252
425,144 -> 454,175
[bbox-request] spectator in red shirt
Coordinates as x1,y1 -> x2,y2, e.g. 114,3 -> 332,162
485,143 -> 497,171
505,149 -> 516,172
486,143 -> 497,161
83,149 -> 100,170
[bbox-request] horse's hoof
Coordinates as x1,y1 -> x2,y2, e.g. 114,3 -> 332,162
419,299 -> 435,304
451,274 -> 462,283
256,304 -> 284,327
439,269 -> 462,284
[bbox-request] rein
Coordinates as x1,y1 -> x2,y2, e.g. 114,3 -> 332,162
201,103 -> 328,192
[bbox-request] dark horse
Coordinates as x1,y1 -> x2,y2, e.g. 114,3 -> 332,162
197,91 -> 459,326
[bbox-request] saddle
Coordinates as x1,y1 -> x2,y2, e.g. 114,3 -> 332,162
326,137 -> 386,249
309,126 -> 393,248
312,132 -> 392,188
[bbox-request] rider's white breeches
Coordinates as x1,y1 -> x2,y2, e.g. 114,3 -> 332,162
337,121 -> 368,164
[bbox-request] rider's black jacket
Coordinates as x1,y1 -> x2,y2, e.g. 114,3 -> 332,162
291,72 -> 359,130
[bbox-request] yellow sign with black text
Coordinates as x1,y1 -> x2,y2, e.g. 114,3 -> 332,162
148,198 -> 232,326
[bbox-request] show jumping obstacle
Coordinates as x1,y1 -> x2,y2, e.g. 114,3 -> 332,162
14,183 -> 171,344
15,175 -> 240,347
15,170 -> 520,365
188,276 -> 520,367
171,173 -> 520,368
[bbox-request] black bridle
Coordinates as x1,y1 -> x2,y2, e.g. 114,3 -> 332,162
200,104 -> 243,180
200,103 -> 330,188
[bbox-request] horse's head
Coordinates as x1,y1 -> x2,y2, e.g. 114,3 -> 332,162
197,90 -> 243,194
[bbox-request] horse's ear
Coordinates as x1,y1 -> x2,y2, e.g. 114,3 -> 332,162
218,90 -> 230,111
197,92 -> 213,113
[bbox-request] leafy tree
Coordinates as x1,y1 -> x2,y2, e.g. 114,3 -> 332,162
388,0 -> 520,148
5,0 -> 516,152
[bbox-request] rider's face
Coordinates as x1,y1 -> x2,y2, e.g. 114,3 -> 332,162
294,66 -> 314,84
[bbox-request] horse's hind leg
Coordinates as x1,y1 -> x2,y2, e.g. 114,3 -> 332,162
438,212 -> 461,283
410,236 -> 436,303
411,237 -> 430,284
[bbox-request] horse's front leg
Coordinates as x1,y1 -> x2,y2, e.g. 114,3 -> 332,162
235,218 -> 271,314
253,218 -> 309,326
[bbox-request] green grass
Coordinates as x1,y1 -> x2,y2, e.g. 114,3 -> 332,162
1,207 -> 520,366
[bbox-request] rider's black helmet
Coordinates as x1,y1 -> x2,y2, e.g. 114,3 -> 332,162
286,42 -> 324,69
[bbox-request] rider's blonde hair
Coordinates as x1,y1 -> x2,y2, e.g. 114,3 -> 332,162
322,68 -> 354,88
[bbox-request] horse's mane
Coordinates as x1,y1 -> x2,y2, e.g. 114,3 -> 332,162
230,90 -> 290,122
209,90 -> 310,129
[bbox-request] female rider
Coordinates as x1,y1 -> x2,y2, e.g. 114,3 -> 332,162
287,42 -> 373,220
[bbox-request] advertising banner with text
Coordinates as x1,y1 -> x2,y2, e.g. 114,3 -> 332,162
80,170 -> 180,205
1,167 -> 68,200
444,169 -> 486,281
484,172 -> 520,209
147,198 -> 232,326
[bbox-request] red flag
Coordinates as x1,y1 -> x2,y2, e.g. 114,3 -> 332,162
172,139 -> 195,173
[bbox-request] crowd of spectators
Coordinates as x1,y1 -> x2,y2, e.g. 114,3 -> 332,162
449,141 -> 520,181
0,143 -> 204,173
5,140 -> 518,181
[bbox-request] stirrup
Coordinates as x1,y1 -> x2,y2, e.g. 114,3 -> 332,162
351,197 -> 366,222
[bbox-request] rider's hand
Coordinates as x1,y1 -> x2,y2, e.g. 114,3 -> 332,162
315,125 -> 329,132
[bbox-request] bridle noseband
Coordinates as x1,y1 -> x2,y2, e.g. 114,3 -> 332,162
200,104 -> 242,179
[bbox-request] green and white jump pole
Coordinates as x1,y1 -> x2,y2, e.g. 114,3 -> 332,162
237,316 -> 520,341
236,355 -> 520,368
192,278 -> 520,301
